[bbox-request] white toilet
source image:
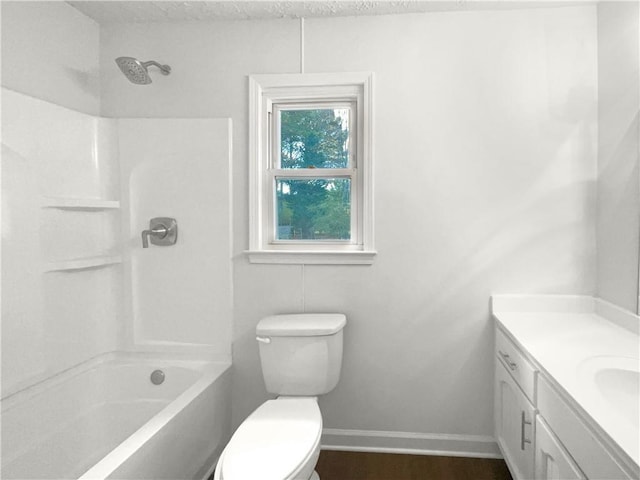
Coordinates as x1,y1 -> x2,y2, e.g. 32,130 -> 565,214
214,313 -> 346,480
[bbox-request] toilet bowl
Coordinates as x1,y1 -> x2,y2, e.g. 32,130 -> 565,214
213,314 -> 346,480
213,398 -> 322,480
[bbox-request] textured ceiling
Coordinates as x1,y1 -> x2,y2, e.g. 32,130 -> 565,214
67,1 -> 586,24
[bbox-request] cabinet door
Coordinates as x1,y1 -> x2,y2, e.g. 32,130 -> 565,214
495,360 -> 536,480
535,416 -> 585,480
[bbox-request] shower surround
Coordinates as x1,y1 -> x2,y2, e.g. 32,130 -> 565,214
1,86 -> 233,477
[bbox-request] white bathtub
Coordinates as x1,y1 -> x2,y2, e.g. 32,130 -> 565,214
1,352 -> 231,479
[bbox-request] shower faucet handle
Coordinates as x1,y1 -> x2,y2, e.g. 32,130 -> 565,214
141,217 -> 178,248
141,226 -> 167,248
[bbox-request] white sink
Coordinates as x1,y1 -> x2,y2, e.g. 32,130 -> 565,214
595,366 -> 639,423
579,356 -> 639,425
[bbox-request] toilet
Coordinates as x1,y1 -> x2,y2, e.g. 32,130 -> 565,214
214,313 -> 346,480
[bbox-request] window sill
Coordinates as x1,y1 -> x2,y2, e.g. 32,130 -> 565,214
245,250 -> 377,265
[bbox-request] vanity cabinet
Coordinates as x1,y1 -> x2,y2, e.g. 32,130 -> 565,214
495,359 -> 536,479
494,324 -> 637,480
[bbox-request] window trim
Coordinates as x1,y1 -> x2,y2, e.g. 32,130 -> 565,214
247,72 -> 375,265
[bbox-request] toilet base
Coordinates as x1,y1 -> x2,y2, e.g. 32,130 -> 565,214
310,471 -> 320,480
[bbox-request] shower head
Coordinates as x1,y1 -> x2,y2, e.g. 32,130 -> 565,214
115,57 -> 171,85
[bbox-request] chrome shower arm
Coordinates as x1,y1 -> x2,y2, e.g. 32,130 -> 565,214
141,61 -> 171,75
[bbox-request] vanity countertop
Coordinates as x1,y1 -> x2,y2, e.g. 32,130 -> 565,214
491,295 -> 639,470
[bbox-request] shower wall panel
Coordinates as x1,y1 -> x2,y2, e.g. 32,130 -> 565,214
117,119 -> 232,358
1,89 -> 123,397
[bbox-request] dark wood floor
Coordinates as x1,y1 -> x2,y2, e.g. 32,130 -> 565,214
315,450 -> 513,480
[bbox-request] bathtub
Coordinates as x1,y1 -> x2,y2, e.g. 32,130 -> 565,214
1,352 -> 231,479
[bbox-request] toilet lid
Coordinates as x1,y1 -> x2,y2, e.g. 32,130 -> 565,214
221,398 -> 322,480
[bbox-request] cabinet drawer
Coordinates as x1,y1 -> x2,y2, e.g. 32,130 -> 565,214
537,376 -> 635,480
495,329 -> 537,403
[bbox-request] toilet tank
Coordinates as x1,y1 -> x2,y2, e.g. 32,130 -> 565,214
256,314 -> 346,396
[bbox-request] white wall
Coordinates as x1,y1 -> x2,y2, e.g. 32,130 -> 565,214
596,2 -> 640,314
1,1 -> 100,115
303,7 -> 597,446
100,5 -> 598,454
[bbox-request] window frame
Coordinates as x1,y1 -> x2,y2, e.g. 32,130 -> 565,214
248,72 -> 375,265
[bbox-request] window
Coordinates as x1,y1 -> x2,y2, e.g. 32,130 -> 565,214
248,73 -> 375,264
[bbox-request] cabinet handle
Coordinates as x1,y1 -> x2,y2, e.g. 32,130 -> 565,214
499,350 -> 517,371
521,411 -> 532,450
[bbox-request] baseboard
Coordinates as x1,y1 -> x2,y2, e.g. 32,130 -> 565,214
321,429 -> 502,459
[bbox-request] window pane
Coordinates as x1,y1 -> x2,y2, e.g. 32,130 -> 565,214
276,178 -> 351,240
279,108 -> 350,169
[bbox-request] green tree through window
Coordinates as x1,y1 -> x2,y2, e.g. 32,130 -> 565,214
277,109 -> 351,240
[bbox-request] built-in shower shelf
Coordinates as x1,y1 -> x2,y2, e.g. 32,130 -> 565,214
41,197 -> 120,210
45,255 -> 122,272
